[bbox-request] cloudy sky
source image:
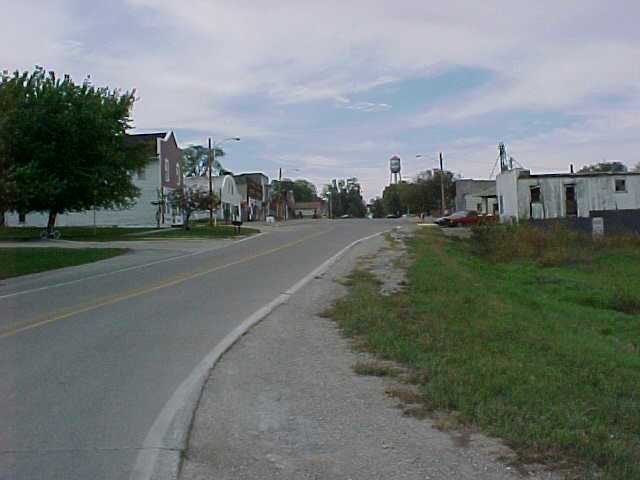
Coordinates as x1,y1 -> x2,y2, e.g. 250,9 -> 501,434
2,1 -> 639,199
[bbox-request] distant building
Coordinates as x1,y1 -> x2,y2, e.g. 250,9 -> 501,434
293,200 -> 326,218
454,179 -> 497,214
233,173 -> 270,222
7,131 -> 184,227
185,174 -> 242,222
496,168 -> 640,234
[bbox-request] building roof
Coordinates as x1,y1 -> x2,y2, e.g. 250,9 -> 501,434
527,172 -> 640,179
234,172 -> 269,179
124,132 -> 168,156
506,168 -> 640,180
455,178 -> 495,184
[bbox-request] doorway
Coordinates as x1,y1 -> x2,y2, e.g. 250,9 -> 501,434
565,184 -> 577,216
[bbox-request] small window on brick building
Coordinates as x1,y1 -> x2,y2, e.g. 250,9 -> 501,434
530,186 -> 541,202
615,179 -> 626,192
164,158 -> 170,181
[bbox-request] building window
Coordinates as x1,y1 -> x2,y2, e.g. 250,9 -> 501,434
137,167 -> 146,180
499,195 -> 504,214
530,186 -> 541,203
615,179 -> 626,192
176,164 -> 181,185
164,158 -> 170,181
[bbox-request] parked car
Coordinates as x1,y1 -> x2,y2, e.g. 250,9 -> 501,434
386,213 -> 400,218
340,214 -> 352,219
435,210 -> 481,227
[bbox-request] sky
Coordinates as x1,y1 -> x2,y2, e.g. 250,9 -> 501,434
2,1 -> 639,200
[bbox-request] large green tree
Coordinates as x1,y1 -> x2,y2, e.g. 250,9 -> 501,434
3,67 -> 148,233
382,170 -> 456,216
274,178 -> 317,203
0,71 -> 21,226
323,178 -> 365,218
370,197 -> 385,218
182,145 -> 227,177
292,179 -> 317,202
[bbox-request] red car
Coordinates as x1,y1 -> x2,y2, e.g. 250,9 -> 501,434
435,210 -> 481,227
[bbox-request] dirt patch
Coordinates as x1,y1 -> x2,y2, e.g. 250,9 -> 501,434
357,227 -> 412,294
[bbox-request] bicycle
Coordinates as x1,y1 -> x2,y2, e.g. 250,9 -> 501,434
40,229 -> 61,240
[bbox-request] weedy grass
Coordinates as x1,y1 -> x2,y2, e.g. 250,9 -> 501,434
325,226 -> 640,479
0,247 -> 127,279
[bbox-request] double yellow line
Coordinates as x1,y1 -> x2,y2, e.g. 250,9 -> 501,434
0,228 -> 333,340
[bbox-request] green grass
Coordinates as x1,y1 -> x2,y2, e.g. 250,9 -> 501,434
325,227 -> 640,479
0,248 -> 127,279
0,227 -> 155,242
0,225 -> 259,242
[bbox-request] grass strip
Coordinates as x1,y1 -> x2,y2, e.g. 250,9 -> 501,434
0,227 -> 154,242
325,227 -> 640,479
0,248 -> 127,279
0,225 -> 259,242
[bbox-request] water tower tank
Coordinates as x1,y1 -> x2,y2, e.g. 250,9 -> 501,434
390,155 -> 401,174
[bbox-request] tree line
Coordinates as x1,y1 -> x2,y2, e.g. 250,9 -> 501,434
371,170 -> 456,218
0,67 -> 149,232
323,179 -> 366,218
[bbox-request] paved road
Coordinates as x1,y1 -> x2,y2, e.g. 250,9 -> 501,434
0,219 -> 400,480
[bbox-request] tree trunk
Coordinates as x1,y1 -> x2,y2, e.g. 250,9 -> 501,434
0,211 -> 4,227
184,213 -> 191,230
47,211 -> 57,235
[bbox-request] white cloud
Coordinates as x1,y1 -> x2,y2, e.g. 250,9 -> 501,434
1,0 -> 639,196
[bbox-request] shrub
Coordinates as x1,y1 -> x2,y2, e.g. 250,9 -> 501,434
470,223 -> 638,267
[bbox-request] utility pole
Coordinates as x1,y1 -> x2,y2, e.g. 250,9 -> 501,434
208,138 -> 214,226
439,152 -> 446,216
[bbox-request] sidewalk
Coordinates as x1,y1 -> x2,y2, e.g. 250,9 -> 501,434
179,232 -> 558,480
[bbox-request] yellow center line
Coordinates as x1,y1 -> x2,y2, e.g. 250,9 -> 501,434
0,228 -> 333,340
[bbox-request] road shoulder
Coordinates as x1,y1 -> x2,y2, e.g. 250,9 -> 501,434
179,229 -> 553,480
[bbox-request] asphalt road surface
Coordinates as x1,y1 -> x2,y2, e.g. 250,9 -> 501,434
0,219 -> 400,480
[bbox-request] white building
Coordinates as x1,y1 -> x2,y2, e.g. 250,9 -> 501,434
6,132 -> 184,227
233,173 -> 270,221
184,175 -> 242,222
454,179 -> 497,214
497,168 -> 640,222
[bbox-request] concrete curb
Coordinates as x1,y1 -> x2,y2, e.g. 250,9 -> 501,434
130,230 -> 389,480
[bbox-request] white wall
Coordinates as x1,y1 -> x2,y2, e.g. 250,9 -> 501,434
496,170 -> 520,222
6,160 -> 161,227
502,172 -> 640,221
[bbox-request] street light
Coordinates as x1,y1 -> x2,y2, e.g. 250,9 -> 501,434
416,153 -> 446,216
208,137 -> 240,226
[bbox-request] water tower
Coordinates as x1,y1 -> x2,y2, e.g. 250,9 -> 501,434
389,155 -> 402,184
